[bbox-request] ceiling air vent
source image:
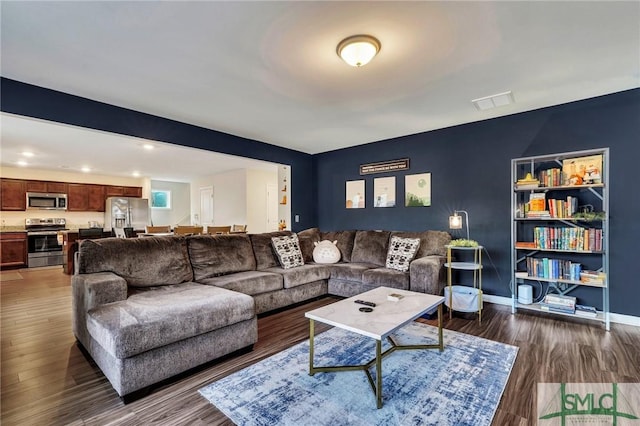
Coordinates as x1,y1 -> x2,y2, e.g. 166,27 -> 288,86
471,91 -> 515,111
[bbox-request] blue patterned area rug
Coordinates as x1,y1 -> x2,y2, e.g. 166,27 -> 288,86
199,322 -> 518,426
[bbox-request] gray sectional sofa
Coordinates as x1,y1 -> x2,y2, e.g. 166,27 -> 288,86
72,228 -> 450,398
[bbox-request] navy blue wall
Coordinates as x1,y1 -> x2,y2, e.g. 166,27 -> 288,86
315,89 -> 640,316
3,77 -> 638,316
0,78 -> 316,231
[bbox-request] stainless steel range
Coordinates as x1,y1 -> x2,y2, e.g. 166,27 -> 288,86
25,218 -> 67,268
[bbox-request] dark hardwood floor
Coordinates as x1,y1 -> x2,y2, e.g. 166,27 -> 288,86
1,267 -> 639,425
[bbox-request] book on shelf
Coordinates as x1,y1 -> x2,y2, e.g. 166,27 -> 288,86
529,193 -> 546,211
516,173 -> 540,189
537,168 -> 563,187
526,210 -> 551,218
562,154 -> 603,186
540,303 -> 576,314
544,294 -> 576,307
515,242 -> 537,249
526,257 -> 581,280
575,304 -> 598,318
580,270 -> 606,285
531,226 -> 602,251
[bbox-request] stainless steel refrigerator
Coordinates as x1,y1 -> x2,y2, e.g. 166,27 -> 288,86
104,197 -> 150,231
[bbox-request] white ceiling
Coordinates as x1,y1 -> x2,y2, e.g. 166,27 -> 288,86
1,1 -> 638,180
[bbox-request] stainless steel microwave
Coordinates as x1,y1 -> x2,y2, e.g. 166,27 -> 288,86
26,192 -> 68,210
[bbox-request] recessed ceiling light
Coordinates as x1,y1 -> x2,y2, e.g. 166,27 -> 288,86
21,151 -> 35,157
132,171 -> 140,177
17,160 -> 28,166
81,166 -> 91,173
143,144 -> 155,150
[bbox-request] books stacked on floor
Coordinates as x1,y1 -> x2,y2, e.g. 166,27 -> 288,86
575,304 -> 598,318
580,270 -> 606,285
540,294 -> 576,314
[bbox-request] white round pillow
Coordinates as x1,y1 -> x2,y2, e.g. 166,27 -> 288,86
312,240 -> 341,264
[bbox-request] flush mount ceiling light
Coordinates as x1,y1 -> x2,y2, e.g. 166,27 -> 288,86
337,35 -> 381,67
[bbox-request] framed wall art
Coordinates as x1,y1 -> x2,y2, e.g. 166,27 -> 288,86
374,176 -> 396,207
345,180 -> 365,209
405,173 -> 431,207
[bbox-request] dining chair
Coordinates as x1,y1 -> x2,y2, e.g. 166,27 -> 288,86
206,226 -> 231,235
174,226 -> 204,235
145,225 -> 171,233
231,224 -> 247,233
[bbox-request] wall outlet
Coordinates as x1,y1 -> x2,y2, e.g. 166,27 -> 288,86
295,215 -> 300,223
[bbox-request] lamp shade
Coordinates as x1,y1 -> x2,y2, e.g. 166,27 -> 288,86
449,214 -> 462,229
337,35 -> 381,67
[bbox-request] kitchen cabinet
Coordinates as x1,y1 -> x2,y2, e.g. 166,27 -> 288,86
0,179 -> 26,211
68,184 -> 105,212
26,180 -> 68,194
123,186 -> 142,197
0,232 -> 28,269
105,185 -> 142,198
105,185 -> 124,197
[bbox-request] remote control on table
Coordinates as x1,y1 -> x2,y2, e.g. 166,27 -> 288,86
354,300 -> 376,307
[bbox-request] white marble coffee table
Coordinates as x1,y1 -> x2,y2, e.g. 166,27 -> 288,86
305,286 -> 445,408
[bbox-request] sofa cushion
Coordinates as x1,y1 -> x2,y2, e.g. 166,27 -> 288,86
385,236 -> 420,272
362,268 -> 410,290
198,270 -> 283,296
78,236 -> 193,287
86,283 -> 255,359
250,231 -> 292,270
320,230 -> 356,262
329,262 -> 378,282
298,228 -> 321,262
271,234 -> 304,269
188,234 -> 256,281
390,230 -> 451,257
264,264 -> 331,289
351,230 -> 391,266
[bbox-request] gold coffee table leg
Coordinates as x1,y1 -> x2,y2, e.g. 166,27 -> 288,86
308,319 -> 315,375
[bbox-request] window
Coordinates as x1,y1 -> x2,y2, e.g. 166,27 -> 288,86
151,190 -> 171,209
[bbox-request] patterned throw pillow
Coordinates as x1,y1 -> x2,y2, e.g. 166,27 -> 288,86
385,236 -> 420,272
271,234 -> 305,269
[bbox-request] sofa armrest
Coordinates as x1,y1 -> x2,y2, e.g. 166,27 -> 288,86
72,272 -> 127,345
409,255 -> 447,295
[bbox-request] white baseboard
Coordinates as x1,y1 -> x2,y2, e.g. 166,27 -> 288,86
483,294 -> 640,327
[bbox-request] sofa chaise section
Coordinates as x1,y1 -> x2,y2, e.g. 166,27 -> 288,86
72,236 -> 257,397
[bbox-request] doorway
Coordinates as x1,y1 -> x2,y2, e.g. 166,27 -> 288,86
199,186 -> 214,227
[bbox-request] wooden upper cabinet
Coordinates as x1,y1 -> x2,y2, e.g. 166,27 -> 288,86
105,185 -> 142,198
105,185 -> 124,197
87,185 -> 105,211
68,184 -> 105,212
26,180 -> 68,194
0,179 -> 26,211
67,184 -> 89,211
123,186 -> 142,197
